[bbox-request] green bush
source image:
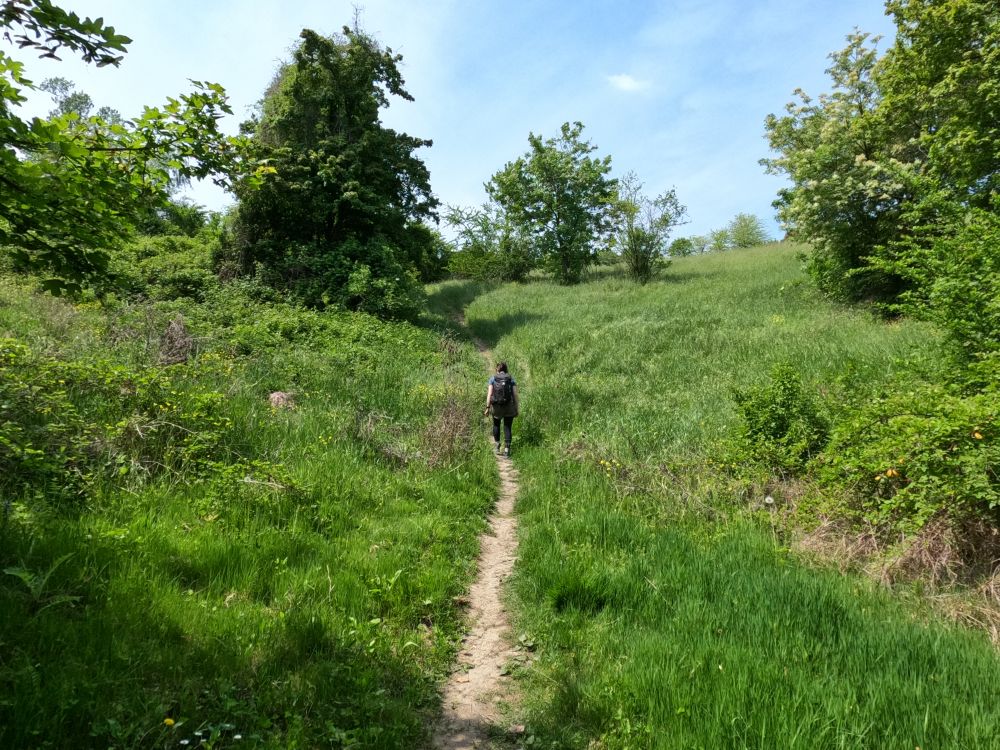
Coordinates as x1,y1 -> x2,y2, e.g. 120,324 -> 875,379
114,234 -> 219,302
0,339 -> 90,499
0,337 -> 234,502
733,364 -> 829,474
816,381 -> 1000,530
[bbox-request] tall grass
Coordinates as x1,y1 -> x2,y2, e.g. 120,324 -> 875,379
465,244 -> 1000,748
0,278 -> 495,748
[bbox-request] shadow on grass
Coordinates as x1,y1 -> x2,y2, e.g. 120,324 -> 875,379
468,311 -> 546,351
427,279 -> 497,321
0,527 -> 442,748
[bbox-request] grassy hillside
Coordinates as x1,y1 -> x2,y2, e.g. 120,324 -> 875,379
0,277 -> 495,748
462,244 -> 1000,748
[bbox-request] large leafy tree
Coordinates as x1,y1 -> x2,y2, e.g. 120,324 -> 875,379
487,122 -> 616,284
763,0 -> 1000,308
1,0 -> 249,294
231,27 -> 437,318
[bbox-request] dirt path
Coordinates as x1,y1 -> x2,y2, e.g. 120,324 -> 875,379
433,337 -> 522,749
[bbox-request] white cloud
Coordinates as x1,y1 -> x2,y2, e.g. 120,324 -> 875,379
606,73 -> 649,92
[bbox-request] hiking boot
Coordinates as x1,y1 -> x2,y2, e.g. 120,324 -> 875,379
503,445 -> 511,457
495,442 -> 502,454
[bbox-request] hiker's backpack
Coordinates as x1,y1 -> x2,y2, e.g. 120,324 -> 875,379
491,373 -> 513,406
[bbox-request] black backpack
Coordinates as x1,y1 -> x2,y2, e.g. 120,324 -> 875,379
491,373 -> 513,406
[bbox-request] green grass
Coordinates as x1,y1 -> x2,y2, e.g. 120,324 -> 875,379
464,244 -> 1000,748
0,278 -> 496,748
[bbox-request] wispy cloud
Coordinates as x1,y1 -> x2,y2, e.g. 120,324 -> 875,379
606,73 -> 649,92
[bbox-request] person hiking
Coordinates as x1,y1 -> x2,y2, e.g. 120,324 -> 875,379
484,361 -> 518,457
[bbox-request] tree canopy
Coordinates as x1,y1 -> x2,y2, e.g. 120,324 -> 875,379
487,122 -> 616,285
229,27 -> 438,318
1,0 -> 249,294
764,0 -> 1000,310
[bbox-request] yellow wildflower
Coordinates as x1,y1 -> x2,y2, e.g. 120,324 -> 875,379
164,718 -> 175,727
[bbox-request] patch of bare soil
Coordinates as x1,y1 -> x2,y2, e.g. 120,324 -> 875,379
433,452 -> 520,748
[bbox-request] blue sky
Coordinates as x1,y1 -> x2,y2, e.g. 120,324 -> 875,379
10,1 -> 897,238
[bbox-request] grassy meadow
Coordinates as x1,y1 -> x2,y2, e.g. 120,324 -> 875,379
0,277 -> 495,748
461,244 -> 1000,748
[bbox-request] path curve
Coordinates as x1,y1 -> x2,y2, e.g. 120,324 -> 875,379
433,335 -> 521,749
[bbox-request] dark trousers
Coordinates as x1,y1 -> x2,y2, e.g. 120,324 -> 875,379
492,415 -> 513,446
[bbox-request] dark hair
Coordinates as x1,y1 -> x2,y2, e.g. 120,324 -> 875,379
497,361 -> 508,373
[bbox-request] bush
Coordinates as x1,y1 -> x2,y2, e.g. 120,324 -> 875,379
732,364 -> 829,474
113,234 -> 219,302
816,381 -> 999,531
0,337 -> 234,502
708,228 -> 731,253
878,204 -> 1000,378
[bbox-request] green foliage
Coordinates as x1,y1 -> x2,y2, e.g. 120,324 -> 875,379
707,227 -> 731,253
114,234 -> 218,302
0,3 -> 250,295
0,337 -> 233,501
487,122 -> 616,284
874,202 -> 1000,376
764,1 -> 1000,305
446,203 -> 536,282
726,212 -> 770,248
230,27 -> 436,317
613,172 -> 686,283
667,236 -> 695,257
733,364 -> 829,474
817,381 -> 999,530
0,271 -> 494,749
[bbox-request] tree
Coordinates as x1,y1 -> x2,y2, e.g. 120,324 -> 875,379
230,27 -> 437,318
487,122 -> 616,284
668,237 -> 695,257
763,0 -> 1000,305
763,32 -> 906,302
727,213 -> 770,248
708,228 -> 731,253
613,171 -> 687,282
1,1 -> 250,294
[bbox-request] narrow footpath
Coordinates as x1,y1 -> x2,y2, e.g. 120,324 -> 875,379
433,338 -> 522,749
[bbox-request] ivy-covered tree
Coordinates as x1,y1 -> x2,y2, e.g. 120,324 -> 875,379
1,1 -> 249,294
230,27 -> 437,318
487,122 -> 616,284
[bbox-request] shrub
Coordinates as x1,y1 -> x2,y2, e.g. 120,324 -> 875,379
114,234 -> 219,302
816,381 -> 999,531
732,364 -> 829,474
708,228 -> 731,253
0,337 -> 234,502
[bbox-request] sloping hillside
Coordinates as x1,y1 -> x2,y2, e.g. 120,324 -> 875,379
461,243 -> 1000,748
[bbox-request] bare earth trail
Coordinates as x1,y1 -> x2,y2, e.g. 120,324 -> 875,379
433,331 -> 522,749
